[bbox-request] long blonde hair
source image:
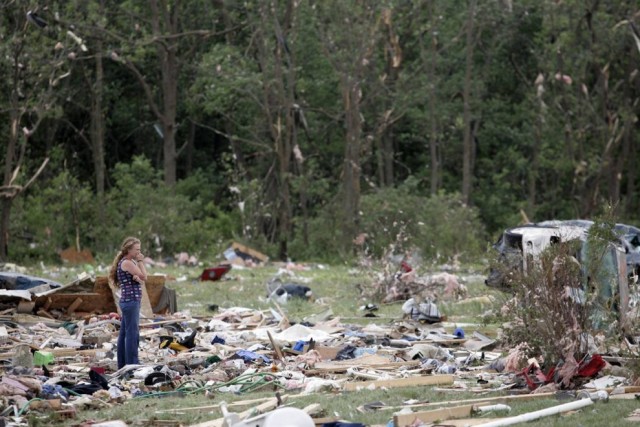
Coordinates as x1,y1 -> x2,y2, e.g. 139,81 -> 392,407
109,237 -> 140,286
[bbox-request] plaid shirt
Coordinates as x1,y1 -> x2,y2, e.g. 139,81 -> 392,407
117,258 -> 142,303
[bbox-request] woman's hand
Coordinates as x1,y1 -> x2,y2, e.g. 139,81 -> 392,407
136,253 -> 145,262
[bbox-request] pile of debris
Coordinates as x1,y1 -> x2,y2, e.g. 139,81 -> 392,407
0,252 -> 636,426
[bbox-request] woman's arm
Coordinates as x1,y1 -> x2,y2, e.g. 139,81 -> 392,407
122,259 -> 148,282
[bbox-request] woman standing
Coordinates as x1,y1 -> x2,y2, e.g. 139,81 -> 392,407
109,237 -> 147,368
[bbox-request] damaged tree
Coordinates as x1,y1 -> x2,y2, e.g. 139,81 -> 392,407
0,6 -> 60,260
499,218 -> 630,366
311,1 -> 382,253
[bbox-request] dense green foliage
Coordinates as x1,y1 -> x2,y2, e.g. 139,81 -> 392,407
1,1 -> 639,263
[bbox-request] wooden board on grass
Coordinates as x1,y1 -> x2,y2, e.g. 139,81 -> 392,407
343,374 -> 454,391
394,404 -> 475,426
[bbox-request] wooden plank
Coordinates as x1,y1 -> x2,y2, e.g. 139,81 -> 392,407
314,346 -> 340,361
303,403 -> 322,416
188,397 -> 281,427
156,397 -> 276,414
67,298 -> 83,315
144,275 -> 167,310
313,417 -> 339,426
43,297 -> 53,311
35,293 -> 106,313
139,281 -> 154,319
107,278 -> 122,317
311,360 -> 420,374
93,277 -> 118,313
410,339 -> 467,345
343,375 -> 454,392
237,397 -> 282,420
392,392 -> 579,426
94,270 -> 162,319
139,319 -> 187,328
231,242 -> 269,263
394,404 -> 475,427
37,309 -> 55,319
432,418 -> 503,426
0,348 -> 97,359
267,330 -> 284,361
412,392 -> 557,409
17,300 -> 35,314
608,386 -> 640,394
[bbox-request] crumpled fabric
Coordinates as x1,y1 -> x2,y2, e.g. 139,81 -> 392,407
41,384 -> 69,400
335,345 -> 357,360
517,354 -> 606,391
234,350 -> 271,364
420,358 -> 442,370
401,298 -> 441,323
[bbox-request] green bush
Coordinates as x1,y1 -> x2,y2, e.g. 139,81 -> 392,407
101,156 -> 240,259
11,156 -> 241,264
500,215 -> 623,366
287,197 -> 343,262
12,169 -> 96,262
357,188 -> 486,263
287,184 -> 486,264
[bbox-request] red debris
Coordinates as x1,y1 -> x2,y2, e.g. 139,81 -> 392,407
200,264 -> 232,282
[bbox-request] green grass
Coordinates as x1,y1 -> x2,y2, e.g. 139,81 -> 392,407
20,262 -> 638,426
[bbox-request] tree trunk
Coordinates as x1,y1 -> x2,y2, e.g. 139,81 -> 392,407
625,128 -> 636,213
162,47 -> 178,187
0,111 -> 19,260
428,24 -> 439,195
276,2 -> 296,260
462,0 -> 476,205
215,0 -> 247,177
382,129 -> 394,187
341,75 -> 362,250
528,119 -> 540,220
185,120 -> 195,175
91,34 -> 106,224
254,1 -> 296,260
150,0 -> 179,187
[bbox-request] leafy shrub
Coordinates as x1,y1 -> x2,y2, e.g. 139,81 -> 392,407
12,169 -> 96,262
357,188 -> 486,263
287,184 -> 486,263
500,218 -> 622,366
12,156 -> 240,264
101,156 -> 239,259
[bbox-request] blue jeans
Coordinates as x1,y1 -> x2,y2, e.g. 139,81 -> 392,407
117,300 -> 141,369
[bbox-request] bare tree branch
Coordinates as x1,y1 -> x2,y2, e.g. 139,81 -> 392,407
22,157 -> 50,192
117,57 -> 164,122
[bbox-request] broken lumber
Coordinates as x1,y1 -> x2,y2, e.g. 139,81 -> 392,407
302,403 -> 322,416
0,326 -> 8,344
343,374 -> 454,391
310,360 -> 420,374
0,348 -> 97,359
392,392 -> 585,426
394,404 -> 475,426
415,391 -> 557,408
156,397 -> 276,414
267,330 -> 284,361
36,309 -> 55,319
67,297 -> 83,315
17,300 -> 35,314
188,396 -> 282,427
139,281 -> 154,319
